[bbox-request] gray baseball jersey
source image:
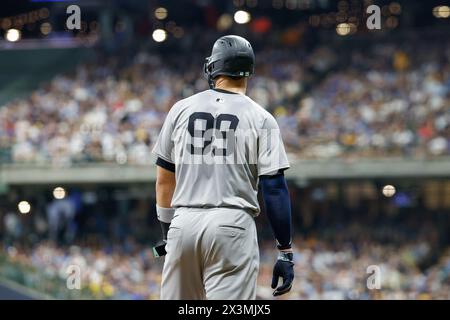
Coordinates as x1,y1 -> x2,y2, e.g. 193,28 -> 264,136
152,88 -> 289,216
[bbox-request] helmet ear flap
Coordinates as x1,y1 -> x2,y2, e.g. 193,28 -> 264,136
204,57 -> 215,89
204,57 -> 210,76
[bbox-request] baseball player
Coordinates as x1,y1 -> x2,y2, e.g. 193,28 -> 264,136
152,35 -> 294,300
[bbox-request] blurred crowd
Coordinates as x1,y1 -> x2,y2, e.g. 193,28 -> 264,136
260,235 -> 450,299
1,183 -> 449,299
287,42 -> 450,159
1,32 -> 449,165
2,229 -> 449,300
0,45 -> 310,165
3,240 -> 161,299
1,29 -> 450,299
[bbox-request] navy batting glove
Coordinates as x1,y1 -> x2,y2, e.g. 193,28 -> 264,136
271,251 -> 294,296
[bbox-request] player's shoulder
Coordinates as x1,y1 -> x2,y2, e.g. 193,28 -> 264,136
241,94 -> 270,115
170,90 -> 209,111
167,91 -> 205,118
241,94 -> 276,125
183,89 -> 213,101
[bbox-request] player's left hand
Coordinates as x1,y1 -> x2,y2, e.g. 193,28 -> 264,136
271,251 -> 294,296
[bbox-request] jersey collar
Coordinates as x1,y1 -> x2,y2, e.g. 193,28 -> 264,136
212,88 -> 239,94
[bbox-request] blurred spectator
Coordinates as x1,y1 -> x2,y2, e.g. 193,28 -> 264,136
46,198 -> 77,244
3,211 -> 22,245
2,226 -> 449,300
1,32 -> 449,164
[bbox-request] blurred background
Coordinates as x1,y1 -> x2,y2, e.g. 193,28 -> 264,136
0,0 -> 449,300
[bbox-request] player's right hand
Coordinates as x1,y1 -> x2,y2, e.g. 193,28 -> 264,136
152,240 -> 167,258
271,251 -> 294,296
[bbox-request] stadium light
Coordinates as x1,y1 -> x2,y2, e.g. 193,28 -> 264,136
40,22 -> 52,35
336,23 -> 351,36
39,8 -> 50,19
154,7 -> 168,20
389,2 -> 402,15
441,6 -> 450,18
234,10 -> 251,24
217,14 -> 233,31
53,187 -> 66,200
382,185 -> 396,197
5,29 -> 21,42
18,201 -> 31,214
385,16 -> 399,28
433,5 -> 450,18
152,29 -> 167,42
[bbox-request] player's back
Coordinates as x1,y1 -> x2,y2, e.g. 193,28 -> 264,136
153,88 -> 289,216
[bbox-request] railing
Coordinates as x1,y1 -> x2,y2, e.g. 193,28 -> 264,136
1,157 -> 450,185
0,254 -> 93,299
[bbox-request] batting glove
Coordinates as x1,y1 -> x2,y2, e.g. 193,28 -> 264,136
152,240 -> 167,258
271,251 -> 294,296
152,221 -> 170,258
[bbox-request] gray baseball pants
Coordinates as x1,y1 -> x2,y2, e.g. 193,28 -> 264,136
160,207 -> 259,300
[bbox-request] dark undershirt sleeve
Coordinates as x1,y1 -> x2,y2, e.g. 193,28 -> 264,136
156,157 -> 175,173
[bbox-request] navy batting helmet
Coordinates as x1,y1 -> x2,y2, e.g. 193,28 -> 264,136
204,35 -> 255,88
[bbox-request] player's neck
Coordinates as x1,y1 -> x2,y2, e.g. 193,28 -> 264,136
214,77 -> 247,95
214,86 -> 246,95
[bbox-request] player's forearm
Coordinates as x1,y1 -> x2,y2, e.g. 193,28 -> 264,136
156,181 -> 174,208
155,165 -> 176,207
155,166 -> 176,240
156,183 -> 174,240
260,173 -> 292,250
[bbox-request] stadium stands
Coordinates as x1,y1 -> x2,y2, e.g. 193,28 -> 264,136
1,7 -> 449,300
1,31 -> 449,165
